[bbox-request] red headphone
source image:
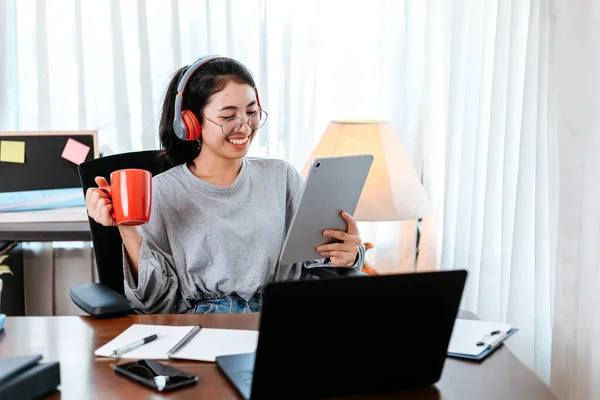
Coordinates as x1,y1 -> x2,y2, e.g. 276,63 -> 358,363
172,56 -> 262,141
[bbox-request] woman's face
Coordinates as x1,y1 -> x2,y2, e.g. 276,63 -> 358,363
200,80 -> 259,160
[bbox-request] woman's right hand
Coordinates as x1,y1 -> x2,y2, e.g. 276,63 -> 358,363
85,177 -> 117,227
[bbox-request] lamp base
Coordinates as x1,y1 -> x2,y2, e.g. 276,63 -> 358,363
361,242 -> 378,276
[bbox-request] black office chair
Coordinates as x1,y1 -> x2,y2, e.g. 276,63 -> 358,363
69,150 -> 363,317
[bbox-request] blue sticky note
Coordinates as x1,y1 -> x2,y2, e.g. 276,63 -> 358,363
0,314 -> 5,331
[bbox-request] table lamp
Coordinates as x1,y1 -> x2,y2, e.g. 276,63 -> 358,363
303,120 -> 432,274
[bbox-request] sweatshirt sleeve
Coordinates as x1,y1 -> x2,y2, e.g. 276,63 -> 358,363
284,163 -> 365,272
122,186 -> 185,314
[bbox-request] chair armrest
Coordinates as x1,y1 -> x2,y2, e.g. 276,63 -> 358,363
304,267 -> 367,279
69,283 -> 135,318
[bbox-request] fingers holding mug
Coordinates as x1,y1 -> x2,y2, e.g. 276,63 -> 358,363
98,201 -> 115,226
85,176 -> 117,227
94,176 -> 109,188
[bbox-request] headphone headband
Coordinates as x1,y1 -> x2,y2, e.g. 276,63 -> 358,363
172,55 -> 262,141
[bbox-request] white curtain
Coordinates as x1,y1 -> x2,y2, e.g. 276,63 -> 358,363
420,0 -> 557,383
1,0 -> 558,384
550,1 -> 600,399
0,0 -> 432,275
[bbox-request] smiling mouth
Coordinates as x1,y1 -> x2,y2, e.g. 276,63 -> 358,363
227,137 -> 249,145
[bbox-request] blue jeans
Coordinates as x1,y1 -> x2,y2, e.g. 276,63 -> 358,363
191,293 -> 262,314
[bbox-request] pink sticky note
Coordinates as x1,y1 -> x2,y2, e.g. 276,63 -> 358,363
61,138 -> 91,165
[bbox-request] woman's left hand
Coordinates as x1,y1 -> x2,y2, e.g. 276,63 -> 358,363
317,211 -> 362,267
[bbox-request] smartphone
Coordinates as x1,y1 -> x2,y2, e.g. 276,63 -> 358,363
114,359 -> 199,392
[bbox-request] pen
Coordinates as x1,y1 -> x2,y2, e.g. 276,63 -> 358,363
111,333 -> 163,356
486,332 -> 508,349
166,325 -> 202,359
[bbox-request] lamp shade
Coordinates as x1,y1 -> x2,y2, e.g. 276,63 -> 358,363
302,120 -> 432,221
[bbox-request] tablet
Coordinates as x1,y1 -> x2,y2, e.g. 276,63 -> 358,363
278,154 -> 374,265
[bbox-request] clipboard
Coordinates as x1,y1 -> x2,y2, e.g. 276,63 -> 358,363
447,319 -> 519,361
448,328 -> 519,360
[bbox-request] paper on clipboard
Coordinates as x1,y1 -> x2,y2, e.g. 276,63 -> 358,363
447,319 -> 516,359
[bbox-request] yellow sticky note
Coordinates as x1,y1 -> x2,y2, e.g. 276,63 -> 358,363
0,140 -> 26,163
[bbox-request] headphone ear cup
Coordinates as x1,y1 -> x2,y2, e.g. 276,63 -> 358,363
181,110 -> 202,141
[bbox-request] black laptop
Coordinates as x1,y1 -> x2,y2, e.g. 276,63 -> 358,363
216,269 -> 467,399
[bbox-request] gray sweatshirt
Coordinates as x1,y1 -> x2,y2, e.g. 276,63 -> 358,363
123,157 -> 365,314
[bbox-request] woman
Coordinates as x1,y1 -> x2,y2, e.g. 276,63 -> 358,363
85,56 -> 365,314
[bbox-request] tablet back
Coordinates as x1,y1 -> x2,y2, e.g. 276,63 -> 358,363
279,154 -> 373,265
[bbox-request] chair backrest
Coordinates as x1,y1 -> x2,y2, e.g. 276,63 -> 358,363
78,150 -> 166,295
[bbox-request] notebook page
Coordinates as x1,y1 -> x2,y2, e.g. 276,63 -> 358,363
447,319 -> 514,356
173,328 -> 259,362
94,324 -> 195,359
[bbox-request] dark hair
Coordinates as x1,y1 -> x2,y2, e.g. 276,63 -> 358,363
158,57 -> 257,169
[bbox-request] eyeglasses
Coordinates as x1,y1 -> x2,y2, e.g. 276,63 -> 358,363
203,109 -> 268,137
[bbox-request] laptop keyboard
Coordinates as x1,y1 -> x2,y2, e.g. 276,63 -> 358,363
237,370 -> 253,385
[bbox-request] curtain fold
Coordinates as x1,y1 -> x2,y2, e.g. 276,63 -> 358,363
551,0 -> 600,398
35,0 -> 50,129
0,0 -> 8,126
73,0 -> 87,129
136,0 -> 156,151
109,0 -> 132,152
421,0 -> 556,382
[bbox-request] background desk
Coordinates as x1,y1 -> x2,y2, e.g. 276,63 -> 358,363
0,213 -> 91,315
0,313 -> 558,400
0,221 -> 91,242
0,129 -> 97,314
0,207 -> 91,242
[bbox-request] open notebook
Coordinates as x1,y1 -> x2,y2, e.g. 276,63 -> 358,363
447,319 -> 518,360
94,324 -> 259,362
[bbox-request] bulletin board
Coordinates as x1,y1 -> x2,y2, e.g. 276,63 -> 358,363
0,131 -> 99,193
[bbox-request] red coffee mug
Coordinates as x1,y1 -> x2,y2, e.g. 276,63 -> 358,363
98,169 -> 152,226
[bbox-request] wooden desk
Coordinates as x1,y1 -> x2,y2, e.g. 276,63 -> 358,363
0,314 -> 558,400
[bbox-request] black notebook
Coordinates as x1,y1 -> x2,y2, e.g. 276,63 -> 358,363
0,354 -> 61,399
0,355 -> 42,383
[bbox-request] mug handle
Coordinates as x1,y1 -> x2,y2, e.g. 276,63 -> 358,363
97,185 -> 116,222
